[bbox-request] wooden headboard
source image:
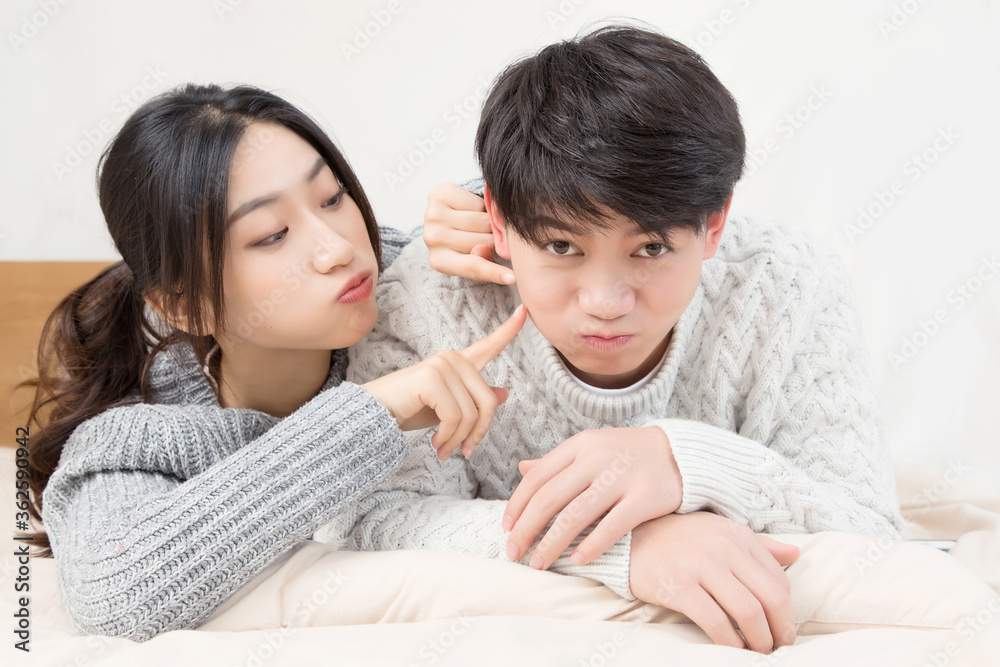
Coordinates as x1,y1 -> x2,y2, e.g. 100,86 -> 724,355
0,262 -> 115,448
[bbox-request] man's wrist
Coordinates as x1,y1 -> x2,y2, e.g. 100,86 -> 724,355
646,425 -> 683,514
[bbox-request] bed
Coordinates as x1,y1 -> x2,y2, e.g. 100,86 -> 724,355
3,445 -> 998,666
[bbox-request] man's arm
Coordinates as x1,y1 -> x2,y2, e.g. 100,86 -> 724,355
655,251 -> 904,537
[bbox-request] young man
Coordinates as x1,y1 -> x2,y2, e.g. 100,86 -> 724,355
316,25 -> 905,653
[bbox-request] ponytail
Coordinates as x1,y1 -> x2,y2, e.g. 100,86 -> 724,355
18,261 -> 169,555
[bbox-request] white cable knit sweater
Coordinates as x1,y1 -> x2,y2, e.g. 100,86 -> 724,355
315,214 -> 906,600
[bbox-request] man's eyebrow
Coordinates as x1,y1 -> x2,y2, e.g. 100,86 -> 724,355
529,218 -> 674,247
530,216 -> 589,235
227,156 -> 328,226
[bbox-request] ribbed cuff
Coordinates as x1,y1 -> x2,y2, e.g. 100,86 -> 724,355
553,531 -> 634,601
648,418 -> 760,522
488,504 -> 634,601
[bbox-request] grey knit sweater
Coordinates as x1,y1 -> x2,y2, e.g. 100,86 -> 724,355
315,214 -> 907,601
41,227 -> 416,641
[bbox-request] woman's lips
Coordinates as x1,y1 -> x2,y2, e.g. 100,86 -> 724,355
336,273 -> 373,304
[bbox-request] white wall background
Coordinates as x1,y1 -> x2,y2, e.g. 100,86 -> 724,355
2,0 -> 998,488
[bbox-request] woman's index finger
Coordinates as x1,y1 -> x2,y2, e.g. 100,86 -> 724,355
460,305 -> 527,371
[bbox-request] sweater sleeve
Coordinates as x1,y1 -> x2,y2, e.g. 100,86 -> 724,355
378,225 -> 421,268
649,252 -> 906,539
459,177 -> 485,197
314,437 -> 634,600
314,319 -> 634,600
42,382 -> 407,641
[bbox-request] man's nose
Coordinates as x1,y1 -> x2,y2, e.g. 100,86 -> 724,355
578,273 -> 635,319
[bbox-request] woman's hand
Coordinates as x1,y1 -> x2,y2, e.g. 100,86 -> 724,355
424,183 -> 515,285
630,512 -> 800,653
502,427 -> 683,569
362,305 -> 527,459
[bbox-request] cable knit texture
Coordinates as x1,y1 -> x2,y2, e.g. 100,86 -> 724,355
40,226 -> 416,641
315,213 -> 906,602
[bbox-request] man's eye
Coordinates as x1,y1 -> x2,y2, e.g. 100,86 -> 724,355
544,240 -> 579,256
636,243 -> 667,258
253,229 -> 287,247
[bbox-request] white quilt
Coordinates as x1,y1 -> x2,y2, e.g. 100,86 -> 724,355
3,449 -> 999,666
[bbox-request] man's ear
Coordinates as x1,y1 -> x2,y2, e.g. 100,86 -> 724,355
702,191 -> 734,260
483,185 -> 512,260
144,288 -> 213,336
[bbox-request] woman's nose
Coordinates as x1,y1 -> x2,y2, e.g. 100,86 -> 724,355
312,233 -> 354,273
309,225 -> 353,274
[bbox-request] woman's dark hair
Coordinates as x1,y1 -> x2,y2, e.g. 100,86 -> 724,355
18,84 -> 381,554
475,24 -> 746,244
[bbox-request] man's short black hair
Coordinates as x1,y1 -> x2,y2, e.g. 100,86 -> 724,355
476,24 -> 745,245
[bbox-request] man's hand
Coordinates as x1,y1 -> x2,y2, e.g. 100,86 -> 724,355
631,512 -> 800,653
502,427 -> 682,568
363,305 -> 526,459
424,183 -> 515,285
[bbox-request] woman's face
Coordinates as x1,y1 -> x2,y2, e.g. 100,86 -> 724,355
218,122 -> 379,350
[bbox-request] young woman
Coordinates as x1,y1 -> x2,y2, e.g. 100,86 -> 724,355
20,83 -> 525,641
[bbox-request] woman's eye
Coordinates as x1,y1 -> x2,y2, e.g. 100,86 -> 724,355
544,240 -> 579,256
636,243 -> 667,258
323,190 -> 345,208
253,229 -> 287,247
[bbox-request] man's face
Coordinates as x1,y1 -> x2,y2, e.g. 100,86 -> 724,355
488,189 -> 729,389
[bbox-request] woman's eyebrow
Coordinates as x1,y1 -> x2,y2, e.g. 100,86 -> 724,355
227,156 -> 328,226
305,156 -> 327,182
